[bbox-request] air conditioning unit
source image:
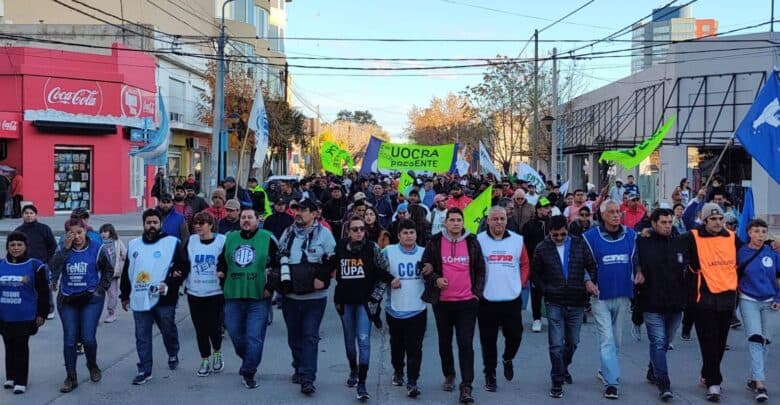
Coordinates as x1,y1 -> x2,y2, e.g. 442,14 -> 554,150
170,112 -> 182,122
185,137 -> 200,149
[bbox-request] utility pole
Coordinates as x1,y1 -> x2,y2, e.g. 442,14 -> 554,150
210,0 -> 235,192
532,29 -> 539,169
283,62 -> 289,104
773,0 -> 776,32
551,47 -> 558,183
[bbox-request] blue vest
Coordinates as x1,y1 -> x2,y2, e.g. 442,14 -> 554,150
583,226 -> 636,300
162,211 -> 185,240
61,241 -> 102,296
0,258 -> 43,322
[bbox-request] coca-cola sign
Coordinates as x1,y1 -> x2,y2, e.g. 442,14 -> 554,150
43,78 -> 103,116
0,112 -> 21,139
121,85 -> 156,119
1,120 -> 18,131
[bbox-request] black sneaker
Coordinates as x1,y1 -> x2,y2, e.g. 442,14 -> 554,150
346,371 -> 359,388
392,371 -> 404,387
730,317 -> 742,329
356,384 -> 370,400
756,387 -> 769,402
459,385 -> 474,403
406,382 -> 420,398
132,372 -> 152,385
442,375 -> 455,392
242,376 -> 258,389
301,381 -> 316,395
88,365 -> 102,382
59,374 -> 78,393
564,372 -> 573,384
681,330 -> 692,341
168,356 -> 179,370
485,374 -> 497,392
604,385 -> 619,400
550,385 -> 564,398
503,360 -> 514,381
660,388 -> 674,401
646,368 -> 655,384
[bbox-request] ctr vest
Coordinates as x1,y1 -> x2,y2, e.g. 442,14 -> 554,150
127,236 -> 179,311
478,231 -> 525,302
223,230 -> 272,300
0,258 -> 43,322
691,229 -> 737,302
185,234 -> 226,297
60,241 -> 103,296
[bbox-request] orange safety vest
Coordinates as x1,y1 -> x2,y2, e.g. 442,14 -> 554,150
690,229 -> 737,303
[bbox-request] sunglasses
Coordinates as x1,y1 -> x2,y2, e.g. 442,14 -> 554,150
349,226 -> 365,232
550,232 -> 568,238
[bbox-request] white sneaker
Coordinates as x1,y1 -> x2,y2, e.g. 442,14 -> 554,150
46,312 -> 55,320
13,385 -> 26,394
706,385 -> 721,402
532,319 -> 542,333
3,380 -> 14,389
104,314 -> 117,323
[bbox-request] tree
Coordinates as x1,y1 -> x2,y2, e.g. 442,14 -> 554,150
405,93 -> 487,151
318,120 -> 389,168
336,109 -> 377,126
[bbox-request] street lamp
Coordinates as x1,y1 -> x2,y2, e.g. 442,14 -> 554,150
542,115 -> 558,183
542,115 -> 555,132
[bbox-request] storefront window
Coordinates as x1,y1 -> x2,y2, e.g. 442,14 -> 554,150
54,148 -> 91,212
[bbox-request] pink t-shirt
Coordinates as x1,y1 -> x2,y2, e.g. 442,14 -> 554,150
439,237 -> 474,301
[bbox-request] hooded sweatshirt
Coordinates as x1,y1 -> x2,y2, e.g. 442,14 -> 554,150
439,231 -> 474,301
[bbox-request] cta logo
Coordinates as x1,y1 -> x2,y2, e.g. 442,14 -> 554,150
44,78 -> 103,116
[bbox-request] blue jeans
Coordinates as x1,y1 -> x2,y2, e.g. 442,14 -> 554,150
546,303 -> 584,385
59,293 -> 104,374
739,298 -> 775,382
224,298 -> 271,377
282,297 -> 327,384
591,296 -> 630,387
643,311 -> 682,388
133,304 -> 179,375
339,303 -> 372,366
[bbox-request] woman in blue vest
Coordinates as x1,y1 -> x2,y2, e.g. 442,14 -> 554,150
50,218 -> 114,393
0,232 -> 50,394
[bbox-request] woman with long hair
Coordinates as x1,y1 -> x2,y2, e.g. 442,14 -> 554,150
363,206 -> 390,249
99,224 -> 126,323
50,218 -> 113,393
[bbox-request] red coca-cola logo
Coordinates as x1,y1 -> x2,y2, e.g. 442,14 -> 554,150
43,78 -> 103,116
1,120 -> 18,131
121,85 -> 156,118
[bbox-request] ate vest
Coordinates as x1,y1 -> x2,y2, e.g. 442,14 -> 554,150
477,231 -> 525,302
127,236 -> 179,311
0,259 -> 43,322
186,234 -> 226,297
335,240 -> 377,304
583,227 -> 636,300
385,244 -> 425,313
223,230 -> 273,300
691,229 -> 737,303
60,242 -> 103,296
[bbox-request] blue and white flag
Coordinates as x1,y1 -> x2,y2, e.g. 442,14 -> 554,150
735,70 -> 780,184
479,141 -> 502,180
518,162 -> 546,192
248,86 -> 270,169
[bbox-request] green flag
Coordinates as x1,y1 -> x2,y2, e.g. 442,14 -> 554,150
463,185 -> 492,234
599,116 -> 676,170
321,141 -> 351,175
397,171 -> 414,196
377,142 -> 456,173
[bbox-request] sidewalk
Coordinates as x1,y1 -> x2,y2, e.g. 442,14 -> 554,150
0,211 -> 144,237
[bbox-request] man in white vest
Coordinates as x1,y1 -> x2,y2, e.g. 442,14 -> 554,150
120,208 -> 190,385
383,219 -> 426,398
476,206 -> 530,392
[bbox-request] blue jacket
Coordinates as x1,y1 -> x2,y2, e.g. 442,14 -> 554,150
162,211 -> 186,241
738,244 -> 780,303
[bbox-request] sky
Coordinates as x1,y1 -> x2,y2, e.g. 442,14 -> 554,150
286,0 -> 776,141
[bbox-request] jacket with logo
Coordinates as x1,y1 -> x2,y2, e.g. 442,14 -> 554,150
333,238 -> 393,305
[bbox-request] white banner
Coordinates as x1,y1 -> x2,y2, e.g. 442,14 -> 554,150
518,162 -> 545,192
479,141 -> 502,179
248,86 -> 269,169
455,159 -> 470,176
559,180 -> 569,196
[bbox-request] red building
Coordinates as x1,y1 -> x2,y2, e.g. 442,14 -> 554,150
0,44 -> 158,216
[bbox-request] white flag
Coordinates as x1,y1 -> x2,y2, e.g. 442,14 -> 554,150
559,180 -> 569,196
518,162 -> 545,192
456,159 -> 470,176
479,141 -> 502,180
248,86 -> 269,169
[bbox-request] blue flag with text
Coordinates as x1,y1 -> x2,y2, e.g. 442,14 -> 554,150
735,71 -> 780,183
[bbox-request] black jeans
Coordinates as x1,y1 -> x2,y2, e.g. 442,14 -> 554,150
531,286 -> 543,320
681,306 -> 696,335
187,294 -> 225,358
2,334 -> 30,386
12,195 -> 23,218
433,299 -> 478,388
386,310 -> 427,383
694,308 -> 731,386
478,296 -> 523,376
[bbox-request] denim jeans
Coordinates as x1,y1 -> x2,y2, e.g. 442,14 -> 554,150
739,298 -> 775,382
591,296 -> 630,387
643,311 -> 682,388
224,298 -> 270,377
59,293 -> 104,374
133,304 -> 179,375
282,297 -> 327,384
546,303 -> 584,386
339,303 -> 372,367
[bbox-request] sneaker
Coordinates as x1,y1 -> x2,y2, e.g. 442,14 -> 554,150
459,385 -> 474,403
76,343 -> 84,355
667,344 -> 674,350
88,365 -> 102,382
132,372 -> 152,385
12,385 -> 26,394
604,385 -> 619,399
3,380 -> 13,389
631,323 -> 642,341
485,374 -> 497,392
242,375 -> 258,389
291,372 -> 302,385
442,375 -> 456,391
406,382 -> 421,398
197,359 -> 211,377
659,388 -> 674,401
391,371 -> 404,386
681,331 -> 691,341
301,381 -> 316,395
104,314 -> 117,323
46,312 -> 55,320
706,385 -> 721,402
59,374 -> 78,393
347,371 -> 359,388
756,387 -> 769,402
212,352 -> 224,373
503,360 -> 514,381
532,319 -> 542,332
564,372 -> 573,384
730,317 -> 742,329
356,383 -> 370,400
550,385 -> 564,398
168,356 -> 179,370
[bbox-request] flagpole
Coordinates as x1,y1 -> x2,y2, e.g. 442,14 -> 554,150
237,126 -> 252,187
703,135 -> 734,188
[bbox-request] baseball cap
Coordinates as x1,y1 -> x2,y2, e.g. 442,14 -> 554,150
615,178 -> 623,184
291,199 -> 318,211
700,203 -> 724,221
223,176 -> 236,184
225,199 -> 241,210
536,197 -> 552,209
352,192 -> 366,202
396,202 -> 409,213
628,191 -> 639,200
160,193 -> 173,202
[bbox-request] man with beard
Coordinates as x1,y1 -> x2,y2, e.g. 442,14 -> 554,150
172,186 -> 194,231
445,183 -> 473,211
218,199 -> 242,234
522,197 -> 554,333
158,194 -> 189,242
184,184 -> 209,214
217,207 -> 278,389
277,199 -> 337,395
277,180 -> 302,205
120,209 -> 189,385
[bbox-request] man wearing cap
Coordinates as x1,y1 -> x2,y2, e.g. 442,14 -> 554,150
445,183 -> 472,211
172,186 -> 195,232
621,192 -> 646,229
204,189 -> 228,224
407,189 -> 430,219
184,184 -> 209,214
521,197 -> 555,333
322,185 -> 348,232
247,178 -> 272,218
609,179 -> 626,203
158,194 -> 189,242
223,177 -> 253,208
218,199 -> 243,234
262,199 -> 294,240
428,194 -> 449,236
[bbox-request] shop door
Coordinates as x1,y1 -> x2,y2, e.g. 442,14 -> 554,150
54,147 -> 92,212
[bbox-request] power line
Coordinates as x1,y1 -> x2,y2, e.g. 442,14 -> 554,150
51,0 -> 177,44
539,0 -> 596,33
438,0 -> 614,30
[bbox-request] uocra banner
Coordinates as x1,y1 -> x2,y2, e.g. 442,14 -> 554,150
376,142 -> 457,173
